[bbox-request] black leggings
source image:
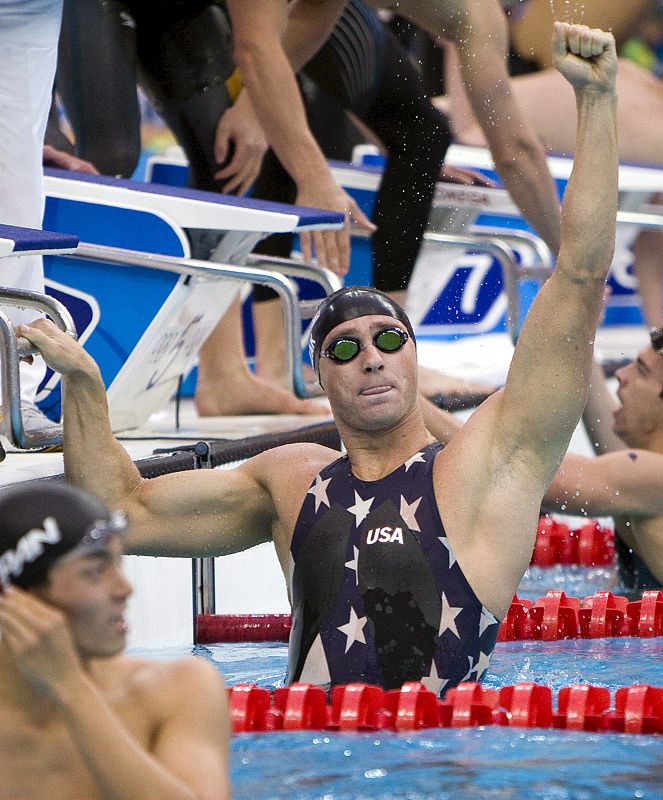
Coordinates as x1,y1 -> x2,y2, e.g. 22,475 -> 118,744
57,0 -> 450,291
57,0 -> 236,189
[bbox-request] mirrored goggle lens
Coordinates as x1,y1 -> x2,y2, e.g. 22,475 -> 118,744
375,328 -> 407,352
326,338 -> 360,362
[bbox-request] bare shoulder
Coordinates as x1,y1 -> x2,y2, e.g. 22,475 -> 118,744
120,655 -> 226,711
243,441 -> 342,487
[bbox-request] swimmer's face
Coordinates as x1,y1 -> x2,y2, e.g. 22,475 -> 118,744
319,314 -> 418,432
35,535 -> 132,659
613,347 -> 663,447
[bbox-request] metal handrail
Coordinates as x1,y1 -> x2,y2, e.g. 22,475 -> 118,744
0,288 -> 76,449
245,253 -> 341,296
71,242 -> 328,399
616,209 -> 663,229
469,227 -> 554,273
422,232 -> 529,343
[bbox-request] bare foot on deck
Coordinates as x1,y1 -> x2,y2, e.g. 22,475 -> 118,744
195,371 -> 328,417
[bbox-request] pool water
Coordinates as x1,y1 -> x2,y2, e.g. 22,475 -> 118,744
130,565 -> 663,800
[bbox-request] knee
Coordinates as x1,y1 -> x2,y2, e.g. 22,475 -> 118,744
79,137 -> 141,178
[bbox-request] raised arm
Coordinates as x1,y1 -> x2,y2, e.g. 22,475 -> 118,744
491,23 -> 618,487
19,320 -> 275,557
225,0 -> 374,274
435,24 -> 618,617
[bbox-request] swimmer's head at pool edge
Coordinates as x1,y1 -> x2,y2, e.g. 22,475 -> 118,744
0,482 -> 131,659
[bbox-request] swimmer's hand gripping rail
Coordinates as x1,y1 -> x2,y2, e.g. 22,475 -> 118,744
0,288 -> 77,450
70,243 -> 340,399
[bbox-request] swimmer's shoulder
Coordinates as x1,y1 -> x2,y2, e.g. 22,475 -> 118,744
242,441 -> 342,486
115,654 -> 228,717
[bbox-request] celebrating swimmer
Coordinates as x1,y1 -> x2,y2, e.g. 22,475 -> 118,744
0,482 -> 230,800
21,22 -> 618,694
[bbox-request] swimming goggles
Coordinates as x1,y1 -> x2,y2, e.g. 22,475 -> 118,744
322,327 -> 409,364
56,510 -> 129,566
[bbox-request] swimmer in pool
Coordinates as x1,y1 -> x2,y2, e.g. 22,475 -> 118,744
540,341 -> 663,597
23,23 -> 618,694
0,482 -> 230,800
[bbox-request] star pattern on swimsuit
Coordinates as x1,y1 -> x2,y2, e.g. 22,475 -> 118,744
420,659 -> 450,696
307,474 -> 332,513
479,607 -> 498,638
438,536 -> 456,568
399,494 -> 422,532
438,592 -> 462,639
345,545 -> 359,585
347,490 -> 374,526
473,650 -> 492,680
462,654 -> 475,682
337,606 -> 367,653
404,451 -> 426,472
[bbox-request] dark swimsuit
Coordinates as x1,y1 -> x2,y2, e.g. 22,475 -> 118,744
287,443 -> 499,696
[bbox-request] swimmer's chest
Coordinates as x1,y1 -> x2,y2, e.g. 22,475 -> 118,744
292,446 -> 446,593
0,696 -> 154,799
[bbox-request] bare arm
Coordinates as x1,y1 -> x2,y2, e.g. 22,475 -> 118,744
59,659 -> 231,800
491,23 -> 618,487
434,24 -> 618,616
420,395 -> 462,445
226,0 -> 374,273
582,359 -> 626,455
447,0 -> 561,255
546,449 -> 663,518
19,320 -> 275,557
0,589 -> 230,800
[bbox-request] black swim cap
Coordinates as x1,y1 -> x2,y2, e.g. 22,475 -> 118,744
308,286 -> 416,374
0,482 -> 127,589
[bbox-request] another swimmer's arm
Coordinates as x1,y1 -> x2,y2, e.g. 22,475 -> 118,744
226,0 -> 374,274
546,450 -> 663,518
419,396 -> 462,445
581,359 -> 626,456
449,0 -> 561,255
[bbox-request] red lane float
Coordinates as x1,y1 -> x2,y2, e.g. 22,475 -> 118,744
229,680 -> 663,735
530,517 -> 614,567
199,591 -> 663,644
496,590 -> 663,641
197,613 -> 292,643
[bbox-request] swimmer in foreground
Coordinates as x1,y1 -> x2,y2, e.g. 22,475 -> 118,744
0,482 -> 230,800
22,22 -> 618,695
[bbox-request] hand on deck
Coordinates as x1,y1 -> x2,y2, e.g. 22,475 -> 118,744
18,318 -> 99,380
552,22 -> 617,93
42,144 -> 99,175
0,585 -> 83,702
214,91 -> 269,195
296,179 -> 376,276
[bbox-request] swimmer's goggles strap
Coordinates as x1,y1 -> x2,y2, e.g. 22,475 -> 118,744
56,510 -> 129,566
322,327 -> 409,364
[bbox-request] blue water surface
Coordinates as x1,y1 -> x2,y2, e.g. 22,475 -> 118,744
129,563 -> 663,800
